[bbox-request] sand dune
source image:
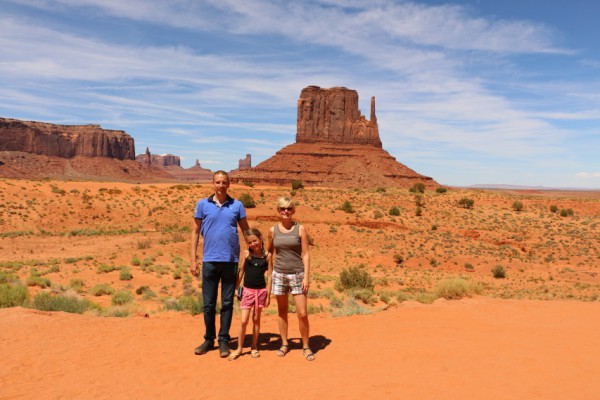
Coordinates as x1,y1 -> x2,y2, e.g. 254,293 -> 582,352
2,297 -> 600,400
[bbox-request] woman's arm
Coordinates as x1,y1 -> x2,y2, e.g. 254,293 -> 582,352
299,224 -> 310,293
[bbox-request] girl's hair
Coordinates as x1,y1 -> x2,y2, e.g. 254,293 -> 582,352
276,196 -> 294,209
244,228 -> 265,256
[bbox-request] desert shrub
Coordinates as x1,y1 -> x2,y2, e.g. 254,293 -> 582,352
550,205 -> 558,213
97,264 -> 118,274
112,290 -> 134,306
409,183 -> 426,193
492,265 -> 506,279
348,288 -> 376,304
331,298 -> 371,317
415,292 -> 437,304
415,194 -> 425,207
137,238 -> 151,249
0,283 -> 29,308
329,295 -> 344,309
560,208 -> 574,217
335,266 -> 374,292
0,271 -> 18,284
238,193 -> 256,208
32,292 -> 93,314
457,198 -> 475,209
393,254 -> 404,266
434,278 -> 482,300
464,263 -> 474,271
389,206 -> 400,216
119,267 -> 133,281
373,210 -> 384,219
135,285 -> 150,295
375,187 -> 386,193
89,284 -> 115,296
340,200 -> 355,213
291,180 -> 304,190
26,275 -> 51,288
435,186 -> 447,194
163,295 -> 203,315
70,279 -> 85,293
512,201 -> 524,212
104,306 -> 131,318
131,255 -> 141,266
243,181 -> 254,187
415,206 -> 422,216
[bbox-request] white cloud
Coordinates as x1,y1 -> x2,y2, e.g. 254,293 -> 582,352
576,172 -> 600,178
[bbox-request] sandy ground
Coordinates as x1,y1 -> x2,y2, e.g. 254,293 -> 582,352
2,297 -> 600,400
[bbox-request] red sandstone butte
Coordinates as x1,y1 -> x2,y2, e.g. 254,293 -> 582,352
232,86 -> 436,188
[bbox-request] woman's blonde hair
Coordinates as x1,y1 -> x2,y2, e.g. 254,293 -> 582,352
276,196 -> 294,209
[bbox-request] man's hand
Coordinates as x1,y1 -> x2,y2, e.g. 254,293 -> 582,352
190,260 -> 200,277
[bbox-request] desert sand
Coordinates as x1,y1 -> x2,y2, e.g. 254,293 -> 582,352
1,179 -> 600,399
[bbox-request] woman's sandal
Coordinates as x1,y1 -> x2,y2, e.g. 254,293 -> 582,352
303,347 -> 315,361
251,349 -> 260,358
276,344 -> 289,357
228,352 -> 241,361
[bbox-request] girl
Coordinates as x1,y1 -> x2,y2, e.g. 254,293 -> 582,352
228,228 -> 272,360
267,197 -> 315,361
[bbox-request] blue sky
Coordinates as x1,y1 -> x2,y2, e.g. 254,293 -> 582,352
1,0 -> 599,188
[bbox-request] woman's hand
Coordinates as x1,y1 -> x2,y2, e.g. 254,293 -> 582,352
302,277 -> 310,294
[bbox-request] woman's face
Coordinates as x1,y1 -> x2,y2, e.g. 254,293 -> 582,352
278,205 -> 295,219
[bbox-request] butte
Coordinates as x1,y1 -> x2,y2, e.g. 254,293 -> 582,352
232,85 -> 437,188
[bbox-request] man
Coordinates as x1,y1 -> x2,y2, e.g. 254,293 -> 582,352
190,170 -> 249,357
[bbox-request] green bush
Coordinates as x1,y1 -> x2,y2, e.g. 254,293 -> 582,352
291,180 -> 304,190
435,187 -> 447,194
340,200 -> 355,213
97,264 -> 118,274
335,266 -> 374,292
112,290 -> 134,305
70,279 -> 85,293
415,206 -> 422,216
26,275 -> 51,288
560,208 -> 574,217
89,284 -> 115,296
131,255 -> 141,266
119,267 -> 133,281
434,278 -> 482,300
238,193 -> 256,208
492,265 -> 506,279
550,205 -> 558,213
512,201 -> 524,212
163,295 -> 203,315
243,181 -> 254,187
458,198 -> 475,209
373,210 -> 384,219
0,283 -> 29,308
393,254 -> 404,266
375,187 -> 386,193
389,206 -> 400,216
32,292 -> 93,314
409,183 -> 426,193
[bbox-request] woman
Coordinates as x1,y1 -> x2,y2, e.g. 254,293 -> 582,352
267,197 -> 315,361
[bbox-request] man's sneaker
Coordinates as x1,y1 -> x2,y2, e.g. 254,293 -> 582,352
219,342 -> 230,358
194,341 -> 214,355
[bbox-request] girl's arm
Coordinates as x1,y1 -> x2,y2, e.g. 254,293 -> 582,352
235,249 -> 249,289
299,224 -> 311,293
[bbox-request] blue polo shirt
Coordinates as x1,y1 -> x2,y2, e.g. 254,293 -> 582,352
194,194 -> 246,262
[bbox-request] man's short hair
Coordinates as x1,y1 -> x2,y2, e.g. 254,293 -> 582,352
213,170 -> 230,182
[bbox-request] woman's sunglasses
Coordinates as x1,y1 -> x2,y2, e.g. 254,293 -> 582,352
278,207 -> 294,211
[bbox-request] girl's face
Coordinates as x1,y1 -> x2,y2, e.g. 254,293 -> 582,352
246,235 -> 262,252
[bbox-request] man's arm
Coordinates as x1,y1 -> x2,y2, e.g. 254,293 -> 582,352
238,217 -> 249,233
190,218 -> 202,277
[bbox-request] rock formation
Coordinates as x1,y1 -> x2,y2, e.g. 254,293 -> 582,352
239,154 -> 251,169
296,86 -> 381,147
232,86 -> 436,188
135,150 -> 181,167
0,118 -> 135,160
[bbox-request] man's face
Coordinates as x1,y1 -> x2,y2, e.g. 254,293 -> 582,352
213,174 -> 230,195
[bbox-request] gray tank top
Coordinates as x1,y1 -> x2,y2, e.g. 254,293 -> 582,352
273,223 -> 304,274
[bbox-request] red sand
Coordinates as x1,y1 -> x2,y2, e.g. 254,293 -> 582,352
2,297 -> 599,400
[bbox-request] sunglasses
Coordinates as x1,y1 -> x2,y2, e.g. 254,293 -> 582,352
278,207 -> 294,211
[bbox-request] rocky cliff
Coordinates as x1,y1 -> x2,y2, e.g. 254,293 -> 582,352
0,118 -> 135,160
296,86 -> 381,147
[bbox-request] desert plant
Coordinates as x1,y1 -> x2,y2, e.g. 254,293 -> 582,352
89,284 -> 115,296
434,278 -> 482,300
243,181 -> 254,187
560,208 -> 574,217
492,265 -> 506,279
409,183 -> 426,193
512,201 -> 524,212
389,206 -> 400,216
415,194 -> 425,207
335,265 -> 374,292
457,198 -> 475,209
131,255 -> 141,266
97,264 -> 118,274
111,290 -> 134,305
331,298 -> 371,317
238,193 -> 256,208
32,292 -> 94,314
435,187 -> 447,194
0,283 -> 29,308
373,210 -> 384,219
375,187 -> 386,193
550,205 -> 558,213
291,180 -> 304,190
119,267 -> 133,281
26,275 -> 51,288
340,200 -> 355,213
393,254 -> 404,266
69,279 -> 85,292
415,206 -> 422,216
137,238 -> 152,249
